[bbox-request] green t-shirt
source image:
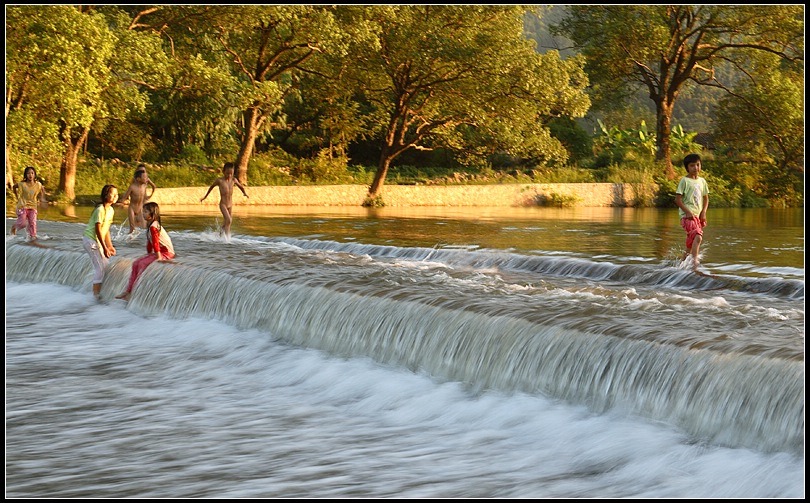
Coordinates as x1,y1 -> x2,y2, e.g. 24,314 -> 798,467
676,176 -> 709,218
83,204 -> 114,243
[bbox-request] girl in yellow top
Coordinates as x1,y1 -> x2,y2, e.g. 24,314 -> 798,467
10,166 -> 47,241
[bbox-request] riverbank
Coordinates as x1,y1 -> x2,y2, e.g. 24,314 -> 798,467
144,183 -> 645,207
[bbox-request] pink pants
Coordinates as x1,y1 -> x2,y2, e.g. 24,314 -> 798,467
14,208 -> 37,238
124,254 -> 159,294
680,216 -> 705,249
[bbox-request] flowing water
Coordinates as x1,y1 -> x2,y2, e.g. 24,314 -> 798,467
5,205 -> 804,498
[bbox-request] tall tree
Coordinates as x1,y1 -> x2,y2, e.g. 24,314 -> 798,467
339,5 -> 590,204
713,53 -> 803,204
6,6 -> 113,198
6,5 -> 170,201
554,5 -> 803,179
107,6 -> 242,162
163,5 -> 347,184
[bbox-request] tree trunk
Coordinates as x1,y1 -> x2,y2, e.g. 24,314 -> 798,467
655,98 -> 676,180
366,147 -> 394,203
6,86 -> 15,192
58,127 -> 89,202
367,114 -> 411,204
234,107 -> 262,185
6,142 -> 14,193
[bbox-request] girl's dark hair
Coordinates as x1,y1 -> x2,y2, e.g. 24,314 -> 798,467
23,166 -> 36,178
99,184 -> 117,206
143,201 -> 162,230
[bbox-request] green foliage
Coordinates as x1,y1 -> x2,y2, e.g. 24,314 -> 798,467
592,119 -> 657,163
6,109 -> 62,176
653,161 -> 755,209
246,160 -> 295,187
653,177 -> 679,207
712,52 -> 803,189
592,160 -> 660,207
89,119 -> 158,163
72,159 -> 137,203
668,124 -> 704,160
347,165 -> 375,185
548,117 -> 593,164
147,164 -> 216,189
291,150 -> 355,185
342,5 -> 590,196
175,144 -> 211,166
703,157 -> 799,208
590,120 -> 704,170
554,5 -> 803,176
385,165 -> 452,185
5,5 -> 802,208
6,5 -> 173,200
699,172 -> 741,208
362,194 -> 386,208
248,148 -> 305,186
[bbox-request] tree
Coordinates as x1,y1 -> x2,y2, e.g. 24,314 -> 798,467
158,5 -> 348,185
6,6 -> 113,198
6,5 -> 170,201
713,53 -> 803,204
554,5 -> 803,179
338,6 -> 590,204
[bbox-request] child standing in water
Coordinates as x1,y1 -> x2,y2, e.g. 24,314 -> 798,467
136,163 -> 158,198
118,167 -> 155,234
9,166 -> 47,242
116,202 -> 175,301
200,162 -> 249,238
83,184 -> 118,300
674,153 -> 710,268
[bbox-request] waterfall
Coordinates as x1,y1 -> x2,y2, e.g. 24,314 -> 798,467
6,244 -> 803,455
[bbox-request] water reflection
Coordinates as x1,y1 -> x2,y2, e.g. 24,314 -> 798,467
12,204 -> 805,272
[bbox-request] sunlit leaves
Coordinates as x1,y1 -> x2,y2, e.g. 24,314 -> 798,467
342,5 -> 590,174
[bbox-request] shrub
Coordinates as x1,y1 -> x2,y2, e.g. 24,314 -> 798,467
536,191 -> 581,207
148,163 -> 215,188
295,150 -> 355,184
175,144 -> 210,166
362,194 -> 385,207
529,166 -> 596,183
73,158 -> 135,203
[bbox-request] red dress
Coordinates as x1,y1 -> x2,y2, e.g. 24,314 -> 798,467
123,222 -> 176,294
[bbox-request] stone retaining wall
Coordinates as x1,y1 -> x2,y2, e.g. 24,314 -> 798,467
152,183 -> 642,207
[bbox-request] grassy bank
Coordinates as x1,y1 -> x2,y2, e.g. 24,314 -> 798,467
9,153 -> 797,208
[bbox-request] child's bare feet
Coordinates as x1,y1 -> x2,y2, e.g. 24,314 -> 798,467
115,292 -> 130,301
10,226 -> 16,236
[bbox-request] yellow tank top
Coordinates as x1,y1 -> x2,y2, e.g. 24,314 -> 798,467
17,181 -> 43,210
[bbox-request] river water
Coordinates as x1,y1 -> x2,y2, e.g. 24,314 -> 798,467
5,205 -> 804,498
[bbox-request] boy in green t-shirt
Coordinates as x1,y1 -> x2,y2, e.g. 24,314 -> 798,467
674,153 -> 709,268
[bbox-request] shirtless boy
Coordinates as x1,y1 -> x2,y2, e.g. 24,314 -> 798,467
119,168 -> 154,234
200,162 -> 249,238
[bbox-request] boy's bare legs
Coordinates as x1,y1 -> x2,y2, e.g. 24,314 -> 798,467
128,206 -> 147,234
220,203 -> 233,238
690,234 -> 702,267
681,235 -> 702,268
128,206 -> 137,234
92,282 -> 102,300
